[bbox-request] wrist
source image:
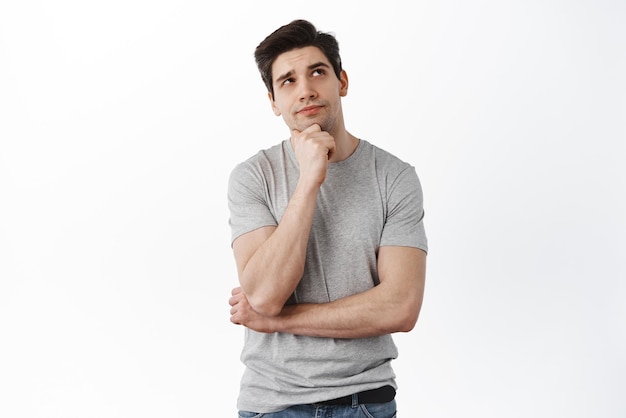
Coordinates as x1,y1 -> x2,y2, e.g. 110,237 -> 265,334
294,176 -> 322,196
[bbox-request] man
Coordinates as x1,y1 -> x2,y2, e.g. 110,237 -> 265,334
227,19 -> 428,417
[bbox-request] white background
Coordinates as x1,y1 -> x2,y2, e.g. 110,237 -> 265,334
1,1 -> 624,417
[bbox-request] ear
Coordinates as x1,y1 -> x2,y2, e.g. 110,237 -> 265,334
268,91 -> 281,116
339,70 -> 349,97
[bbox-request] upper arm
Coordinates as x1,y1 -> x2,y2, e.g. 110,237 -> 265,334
377,245 -> 427,331
228,160 -> 278,255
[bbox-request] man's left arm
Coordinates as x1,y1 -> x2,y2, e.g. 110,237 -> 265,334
229,245 -> 426,338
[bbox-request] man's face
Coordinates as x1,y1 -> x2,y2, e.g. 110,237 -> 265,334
269,46 -> 348,133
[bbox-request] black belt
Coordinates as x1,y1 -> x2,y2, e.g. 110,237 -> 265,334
316,385 -> 396,406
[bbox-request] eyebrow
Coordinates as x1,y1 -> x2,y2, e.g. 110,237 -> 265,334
274,62 -> 331,85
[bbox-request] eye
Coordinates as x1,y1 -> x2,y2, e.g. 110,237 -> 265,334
312,68 -> 325,76
282,78 -> 294,86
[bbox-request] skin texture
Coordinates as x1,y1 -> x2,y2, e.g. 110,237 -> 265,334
229,45 -> 427,338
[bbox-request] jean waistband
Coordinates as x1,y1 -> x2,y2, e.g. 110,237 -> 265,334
315,385 -> 396,406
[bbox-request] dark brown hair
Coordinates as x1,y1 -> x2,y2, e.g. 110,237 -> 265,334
254,19 -> 343,98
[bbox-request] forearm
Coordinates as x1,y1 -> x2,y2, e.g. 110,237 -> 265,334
272,283 -> 423,338
238,180 -> 319,316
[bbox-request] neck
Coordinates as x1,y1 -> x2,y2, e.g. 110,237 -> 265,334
328,129 -> 359,162
326,112 -> 358,162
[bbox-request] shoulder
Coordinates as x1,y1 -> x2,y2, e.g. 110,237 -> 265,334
230,140 -> 288,179
360,140 -> 416,177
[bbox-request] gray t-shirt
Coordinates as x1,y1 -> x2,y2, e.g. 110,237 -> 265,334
228,138 -> 428,413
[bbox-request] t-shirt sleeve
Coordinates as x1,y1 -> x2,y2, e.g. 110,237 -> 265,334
227,161 -> 278,245
379,166 -> 428,253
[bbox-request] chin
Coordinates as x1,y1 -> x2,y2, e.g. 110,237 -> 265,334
302,120 -> 331,132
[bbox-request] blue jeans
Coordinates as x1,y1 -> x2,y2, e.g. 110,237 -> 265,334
238,399 -> 396,417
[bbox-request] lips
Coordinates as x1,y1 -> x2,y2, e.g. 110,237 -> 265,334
297,105 -> 323,115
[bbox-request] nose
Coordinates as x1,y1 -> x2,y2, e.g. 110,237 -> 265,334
298,79 -> 317,101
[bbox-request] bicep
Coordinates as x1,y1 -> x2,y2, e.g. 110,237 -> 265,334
377,246 -> 427,316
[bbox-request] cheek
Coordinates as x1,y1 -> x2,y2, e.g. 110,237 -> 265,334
271,99 -> 284,116
271,96 -> 290,116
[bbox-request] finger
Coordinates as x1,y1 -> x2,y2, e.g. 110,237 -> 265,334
329,141 -> 336,152
291,123 -> 321,138
303,123 -> 321,133
231,286 -> 242,296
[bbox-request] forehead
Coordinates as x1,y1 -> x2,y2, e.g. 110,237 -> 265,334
272,46 -> 330,78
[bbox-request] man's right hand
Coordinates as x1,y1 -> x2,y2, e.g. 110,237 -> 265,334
291,124 -> 336,186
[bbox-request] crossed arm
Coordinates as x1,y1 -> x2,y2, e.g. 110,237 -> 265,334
229,223 -> 427,339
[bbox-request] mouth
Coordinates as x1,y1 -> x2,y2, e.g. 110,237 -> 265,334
297,105 -> 323,116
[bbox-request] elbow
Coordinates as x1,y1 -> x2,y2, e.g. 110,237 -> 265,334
392,301 -> 422,333
239,275 -> 285,318
240,270 -> 299,318
247,293 -> 284,318
254,303 -> 283,318
397,287 -> 424,332
396,313 -> 419,333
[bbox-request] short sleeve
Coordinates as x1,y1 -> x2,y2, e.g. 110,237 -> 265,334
227,161 -> 278,245
379,166 -> 428,253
